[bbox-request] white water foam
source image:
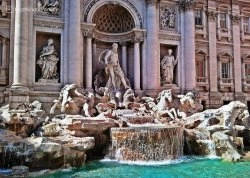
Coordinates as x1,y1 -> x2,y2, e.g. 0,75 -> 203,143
101,155 -> 221,166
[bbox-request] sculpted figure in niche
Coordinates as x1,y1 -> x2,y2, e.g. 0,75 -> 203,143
99,43 -> 130,91
161,49 -> 178,85
37,38 -> 59,82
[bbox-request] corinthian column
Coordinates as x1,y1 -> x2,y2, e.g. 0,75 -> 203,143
68,0 -> 82,86
10,0 -> 29,108
133,37 -> 142,90
12,0 -> 29,88
179,0 -> 196,91
85,36 -> 93,89
120,42 -> 127,75
146,0 -> 160,91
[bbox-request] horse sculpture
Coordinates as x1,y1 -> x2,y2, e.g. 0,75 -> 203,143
153,89 -> 176,119
175,92 -> 198,119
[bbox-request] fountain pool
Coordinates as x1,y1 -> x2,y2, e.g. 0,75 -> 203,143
29,157 -> 250,178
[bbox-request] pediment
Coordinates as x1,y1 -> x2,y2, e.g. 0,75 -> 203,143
218,52 -> 232,58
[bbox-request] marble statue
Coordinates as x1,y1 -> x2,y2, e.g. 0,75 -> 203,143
160,49 -> 178,85
37,38 -> 59,82
98,43 -> 130,91
50,84 -> 90,115
153,89 -> 176,120
37,0 -> 60,15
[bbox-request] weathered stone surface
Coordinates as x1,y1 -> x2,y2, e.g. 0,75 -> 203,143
212,132 -> 241,161
184,101 -> 249,161
41,122 -> 62,137
0,130 -> 95,169
62,115 -> 118,135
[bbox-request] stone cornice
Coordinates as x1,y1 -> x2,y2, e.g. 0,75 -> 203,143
206,10 -> 217,22
82,25 -> 146,43
231,14 -> 241,25
159,32 -> 181,41
178,0 -> 197,11
34,19 -> 64,29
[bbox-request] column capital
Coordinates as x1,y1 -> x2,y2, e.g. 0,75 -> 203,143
207,10 -> 217,22
231,14 -> 240,25
178,0 -> 197,11
119,41 -> 127,46
81,23 -> 95,38
93,39 -> 99,44
132,29 -> 145,43
146,0 -> 159,6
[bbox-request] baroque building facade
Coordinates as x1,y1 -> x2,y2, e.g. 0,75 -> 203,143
0,0 -> 250,110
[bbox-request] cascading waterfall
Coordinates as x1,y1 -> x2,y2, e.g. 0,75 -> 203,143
108,126 -> 184,161
0,142 -> 32,168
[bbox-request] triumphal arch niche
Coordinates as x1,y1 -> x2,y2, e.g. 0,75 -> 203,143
82,1 -> 145,93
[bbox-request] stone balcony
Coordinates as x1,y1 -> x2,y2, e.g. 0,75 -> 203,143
218,78 -> 234,91
196,77 -> 209,91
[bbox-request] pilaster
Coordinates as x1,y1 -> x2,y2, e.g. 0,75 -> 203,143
231,13 -> 242,92
207,9 -> 218,92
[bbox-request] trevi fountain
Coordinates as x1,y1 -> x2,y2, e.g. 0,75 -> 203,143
0,43 -> 250,177
1,0 -> 250,176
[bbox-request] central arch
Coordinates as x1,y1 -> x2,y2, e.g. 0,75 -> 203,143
83,0 -> 142,28
92,4 -> 135,33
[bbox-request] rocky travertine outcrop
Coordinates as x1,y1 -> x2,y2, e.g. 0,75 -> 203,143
0,129 -> 95,169
184,101 -> 250,161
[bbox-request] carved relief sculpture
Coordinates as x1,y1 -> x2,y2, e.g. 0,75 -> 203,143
160,7 -> 176,30
37,38 -> 59,83
178,0 -> 197,11
98,43 -> 131,91
160,49 -> 178,85
37,0 -> 60,15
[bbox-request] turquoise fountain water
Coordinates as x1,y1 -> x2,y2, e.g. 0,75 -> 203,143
29,157 -> 250,178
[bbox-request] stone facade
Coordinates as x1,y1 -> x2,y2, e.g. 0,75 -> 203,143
0,0 -> 250,110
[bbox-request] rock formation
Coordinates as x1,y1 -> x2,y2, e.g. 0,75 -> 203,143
1,83 -> 250,175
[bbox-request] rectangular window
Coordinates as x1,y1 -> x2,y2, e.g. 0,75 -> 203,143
196,59 -> 205,77
244,17 -> 249,32
195,10 -> 203,26
220,13 -> 227,29
221,62 -> 230,78
245,64 -> 250,79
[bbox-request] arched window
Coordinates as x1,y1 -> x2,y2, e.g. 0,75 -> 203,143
92,4 -> 135,33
